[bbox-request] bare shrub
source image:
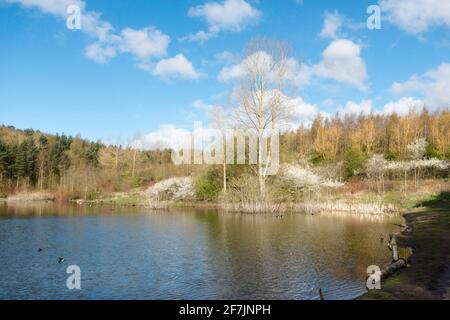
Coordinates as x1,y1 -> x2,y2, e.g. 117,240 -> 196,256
292,201 -> 396,215
7,192 -> 55,202
220,174 -> 284,213
344,179 -> 370,194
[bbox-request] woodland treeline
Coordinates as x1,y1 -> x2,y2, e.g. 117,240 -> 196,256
282,109 -> 450,165
0,125 -> 182,199
0,109 -> 449,200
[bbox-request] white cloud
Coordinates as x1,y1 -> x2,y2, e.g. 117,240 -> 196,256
184,94 -> 430,134
5,0 -> 200,80
80,12 -> 117,42
185,30 -> 213,42
337,100 -> 373,116
380,0 -> 450,34
120,27 -> 170,60
186,0 -> 261,41
153,54 -> 200,80
115,27 -> 170,71
392,63 -> 450,107
215,51 -> 236,64
287,96 -> 427,126
381,97 -> 425,115
192,99 -> 219,111
218,50 -> 272,82
130,124 -> 191,150
319,11 -> 343,39
6,0 -> 118,43
130,123 -> 228,151
5,0 -> 86,17
188,0 -> 261,32
192,99 -> 208,110
218,61 -> 245,82
285,96 -> 320,129
284,95 -> 340,129
291,96 -> 319,119
83,25 -> 171,68
84,42 -> 116,64
81,25 -> 171,69
331,97 -> 426,117
285,58 -> 313,87
314,39 -> 367,90
218,39 -> 367,90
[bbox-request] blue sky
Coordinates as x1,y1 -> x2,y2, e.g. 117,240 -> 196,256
1,0 -> 449,147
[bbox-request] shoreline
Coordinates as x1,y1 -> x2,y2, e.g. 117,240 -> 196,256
0,190 -> 430,216
359,192 -> 450,300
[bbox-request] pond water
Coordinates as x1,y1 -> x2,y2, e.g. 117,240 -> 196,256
0,202 -> 401,300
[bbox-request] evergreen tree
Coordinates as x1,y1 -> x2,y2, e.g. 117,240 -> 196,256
0,139 -> 9,180
50,134 -> 72,176
25,138 -> 38,185
85,142 -> 101,167
14,142 -> 28,180
37,134 -> 49,189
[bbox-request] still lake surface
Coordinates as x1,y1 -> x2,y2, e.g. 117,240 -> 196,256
0,202 -> 401,300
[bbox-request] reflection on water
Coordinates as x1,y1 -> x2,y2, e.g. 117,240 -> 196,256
0,202 -> 401,300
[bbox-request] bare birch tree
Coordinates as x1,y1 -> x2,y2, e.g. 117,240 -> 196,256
232,38 -> 293,196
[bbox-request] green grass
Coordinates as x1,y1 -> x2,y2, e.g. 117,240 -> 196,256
339,190 -> 439,212
94,192 -> 146,206
360,191 -> 450,300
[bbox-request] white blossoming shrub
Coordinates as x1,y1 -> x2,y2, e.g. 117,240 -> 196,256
417,159 -> 450,171
279,164 -> 344,191
383,159 -> 449,172
407,138 -> 428,160
146,177 -> 196,201
314,161 -> 344,181
366,154 -> 387,178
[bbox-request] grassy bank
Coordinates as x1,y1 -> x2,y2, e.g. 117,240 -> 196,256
360,191 -> 450,299
77,191 -> 147,206
140,189 -> 442,217
5,192 -> 55,202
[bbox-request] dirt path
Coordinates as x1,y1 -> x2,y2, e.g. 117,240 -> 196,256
361,192 -> 450,300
